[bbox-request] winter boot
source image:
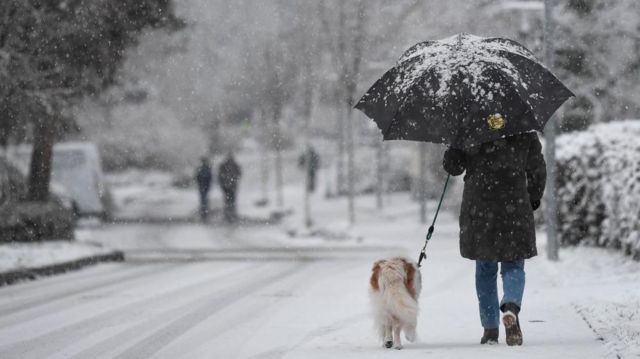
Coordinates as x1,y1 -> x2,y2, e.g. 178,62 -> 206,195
480,328 -> 499,345
501,303 -> 523,346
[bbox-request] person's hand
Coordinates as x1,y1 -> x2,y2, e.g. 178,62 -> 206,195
443,148 -> 466,176
531,200 -> 541,211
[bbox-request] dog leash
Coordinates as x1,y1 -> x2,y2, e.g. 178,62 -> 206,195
417,174 -> 451,268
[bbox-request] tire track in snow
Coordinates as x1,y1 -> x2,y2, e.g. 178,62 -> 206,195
150,260 -> 357,359
0,262 -> 269,359
110,262 -> 307,359
64,261 -> 266,359
0,264 -> 172,319
0,264 -> 200,331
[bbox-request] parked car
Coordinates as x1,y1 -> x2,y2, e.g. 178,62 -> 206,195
0,157 -> 75,242
7,142 -> 113,218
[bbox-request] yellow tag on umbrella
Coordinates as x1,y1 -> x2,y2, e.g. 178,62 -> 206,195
488,114 -> 505,130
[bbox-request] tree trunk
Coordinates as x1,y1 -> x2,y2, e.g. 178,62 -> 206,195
383,142 -> 392,206
346,106 -> 355,224
418,142 -> 427,223
28,120 -> 55,202
375,137 -> 384,210
336,105 -> 345,195
303,78 -> 314,228
259,108 -> 269,204
335,2 -> 347,198
273,108 -> 284,208
344,0 -> 367,225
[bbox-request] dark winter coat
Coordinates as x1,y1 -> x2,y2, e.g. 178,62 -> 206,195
195,163 -> 212,193
218,157 -> 241,192
443,132 -> 546,261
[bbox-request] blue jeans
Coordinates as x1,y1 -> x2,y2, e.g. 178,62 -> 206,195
475,260 -> 525,329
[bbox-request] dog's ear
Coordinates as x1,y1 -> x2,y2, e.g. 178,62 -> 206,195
370,261 -> 383,291
404,261 -> 417,299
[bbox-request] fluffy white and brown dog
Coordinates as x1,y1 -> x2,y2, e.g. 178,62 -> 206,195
369,257 -> 422,349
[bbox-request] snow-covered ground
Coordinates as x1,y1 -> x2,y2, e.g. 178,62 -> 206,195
0,239 -> 115,273
541,243 -> 640,358
0,170 -> 637,358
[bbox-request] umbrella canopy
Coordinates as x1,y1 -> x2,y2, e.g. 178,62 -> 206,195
355,33 -> 574,149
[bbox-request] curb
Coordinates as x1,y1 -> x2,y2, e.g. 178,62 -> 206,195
0,250 -> 125,287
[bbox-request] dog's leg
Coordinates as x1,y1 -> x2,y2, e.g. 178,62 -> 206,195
404,322 -> 417,342
393,325 -> 403,350
383,325 -> 393,348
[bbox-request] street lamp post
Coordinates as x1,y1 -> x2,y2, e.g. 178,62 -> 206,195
543,0 -> 559,261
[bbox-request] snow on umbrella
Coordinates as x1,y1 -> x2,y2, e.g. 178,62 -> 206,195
355,33 -> 574,149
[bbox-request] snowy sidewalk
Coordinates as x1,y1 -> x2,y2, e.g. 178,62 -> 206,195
218,211 -> 615,359
0,227 -> 123,286
539,243 -> 640,358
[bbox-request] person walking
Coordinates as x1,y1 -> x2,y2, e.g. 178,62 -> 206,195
218,153 -> 242,223
443,131 -> 546,346
194,156 -> 213,221
298,146 -> 320,193
353,34 -> 571,348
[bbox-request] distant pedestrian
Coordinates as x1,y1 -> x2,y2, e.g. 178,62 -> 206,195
194,156 -> 213,221
298,146 -> 320,193
443,132 -> 546,346
218,153 -> 242,223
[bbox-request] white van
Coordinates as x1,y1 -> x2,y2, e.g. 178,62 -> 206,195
7,142 -> 112,218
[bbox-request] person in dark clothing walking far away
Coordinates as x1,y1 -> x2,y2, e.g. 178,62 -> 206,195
194,157 -> 213,221
218,153 -> 242,223
298,146 -> 320,193
443,130 -> 546,346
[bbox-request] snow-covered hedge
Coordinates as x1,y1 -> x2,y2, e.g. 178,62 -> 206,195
556,120 -> 640,259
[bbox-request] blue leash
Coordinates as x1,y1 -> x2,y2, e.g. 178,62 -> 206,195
417,174 -> 451,268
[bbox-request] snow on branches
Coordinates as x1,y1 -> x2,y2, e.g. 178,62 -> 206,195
556,120 -> 640,259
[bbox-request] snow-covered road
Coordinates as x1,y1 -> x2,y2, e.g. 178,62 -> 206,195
0,217 -> 612,359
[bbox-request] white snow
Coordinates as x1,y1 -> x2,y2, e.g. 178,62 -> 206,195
0,237 -> 115,272
556,120 -> 640,258
0,170 -> 637,358
395,33 -> 540,103
541,241 -> 640,359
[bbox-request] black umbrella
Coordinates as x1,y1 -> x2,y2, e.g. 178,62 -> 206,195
355,33 -> 574,149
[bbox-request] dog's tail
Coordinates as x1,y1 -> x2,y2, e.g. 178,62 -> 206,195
379,276 -> 419,325
375,264 -> 418,322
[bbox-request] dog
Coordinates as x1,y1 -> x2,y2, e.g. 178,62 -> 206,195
369,257 -> 422,349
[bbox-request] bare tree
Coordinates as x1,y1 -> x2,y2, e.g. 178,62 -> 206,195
418,142 -> 428,223
375,139 -> 385,210
319,0 -> 369,224
0,0 -> 181,201
258,107 -> 271,205
292,3 -> 323,227
261,44 -> 296,208
302,72 -> 314,227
